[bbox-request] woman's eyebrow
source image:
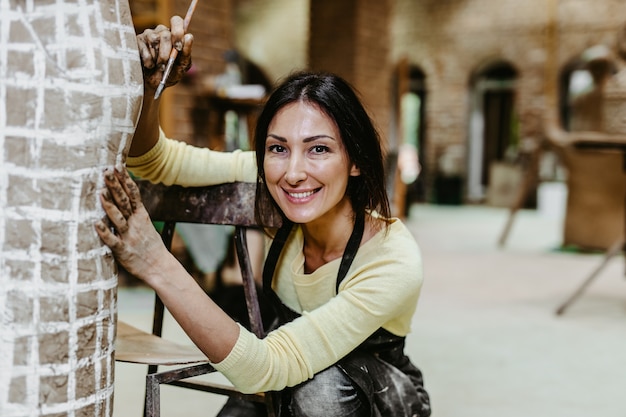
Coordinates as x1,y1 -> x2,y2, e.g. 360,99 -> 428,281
267,133 -> 287,142
267,133 -> 336,142
303,135 -> 336,143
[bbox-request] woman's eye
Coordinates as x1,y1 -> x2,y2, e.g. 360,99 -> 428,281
268,144 -> 286,153
311,145 -> 329,154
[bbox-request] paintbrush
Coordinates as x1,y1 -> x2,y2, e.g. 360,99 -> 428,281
154,0 -> 198,100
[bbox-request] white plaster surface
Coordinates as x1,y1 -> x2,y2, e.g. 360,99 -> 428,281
0,1 -> 142,415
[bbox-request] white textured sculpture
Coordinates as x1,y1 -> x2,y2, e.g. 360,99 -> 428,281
0,1 -> 143,415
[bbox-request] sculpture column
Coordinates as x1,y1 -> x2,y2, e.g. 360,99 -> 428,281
0,1 -> 143,415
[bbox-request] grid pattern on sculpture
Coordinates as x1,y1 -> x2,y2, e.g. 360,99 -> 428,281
0,1 -> 143,415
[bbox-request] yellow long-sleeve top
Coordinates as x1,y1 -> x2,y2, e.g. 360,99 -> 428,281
127,131 -> 424,394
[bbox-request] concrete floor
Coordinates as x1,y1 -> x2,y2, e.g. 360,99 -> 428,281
113,204 -> 626,417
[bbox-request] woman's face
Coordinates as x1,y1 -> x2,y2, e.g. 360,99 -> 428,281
263,101 -> 360,225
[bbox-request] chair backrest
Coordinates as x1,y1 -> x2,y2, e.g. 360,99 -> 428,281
139,181 -> 282,227
136,180 -> 282,341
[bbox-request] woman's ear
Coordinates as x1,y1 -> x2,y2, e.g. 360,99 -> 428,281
349,164 -> 361,177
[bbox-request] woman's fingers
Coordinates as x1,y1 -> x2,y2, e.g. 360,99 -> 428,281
170,15 -> 185,48
95,219 -> 123,250
181,33 -> 193,63
171,33 -> 194,85
136,24 -> 173,81
137,25 -> 167,69
156,27 -> 173,65
104,169 -> 133,219
115,169 -> 142,213
100,168 -> 141,236
99,188 -> 129,235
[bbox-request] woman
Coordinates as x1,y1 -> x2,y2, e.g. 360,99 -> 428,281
97,16 -> 430,417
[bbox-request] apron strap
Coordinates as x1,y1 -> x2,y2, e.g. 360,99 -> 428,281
262,219 -> 294,294
336,212 -> 365,291
262,213 -> 366,314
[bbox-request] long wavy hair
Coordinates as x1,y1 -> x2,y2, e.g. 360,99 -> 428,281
254,71 -> 391,226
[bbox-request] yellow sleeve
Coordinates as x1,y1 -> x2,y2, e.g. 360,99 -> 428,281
127,128 -> 257,186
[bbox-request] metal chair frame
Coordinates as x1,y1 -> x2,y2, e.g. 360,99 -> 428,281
116,180 -> 282,417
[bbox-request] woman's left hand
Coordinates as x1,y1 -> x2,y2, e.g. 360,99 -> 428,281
95,169 -> 171,282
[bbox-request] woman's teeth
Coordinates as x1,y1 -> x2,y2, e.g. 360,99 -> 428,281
289,190 -> 315,199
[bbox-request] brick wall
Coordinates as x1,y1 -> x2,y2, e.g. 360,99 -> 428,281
169,0 -> 234,142
391,0 -> 626,201
309,0 -> 393,147
129,0 -> 235,144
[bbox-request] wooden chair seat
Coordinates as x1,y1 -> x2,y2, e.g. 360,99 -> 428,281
116,321 -> 208,366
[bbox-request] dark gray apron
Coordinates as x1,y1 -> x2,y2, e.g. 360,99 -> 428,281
262,215 -> 431,417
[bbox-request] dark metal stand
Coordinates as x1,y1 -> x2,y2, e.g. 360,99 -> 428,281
555,239 -> 625,315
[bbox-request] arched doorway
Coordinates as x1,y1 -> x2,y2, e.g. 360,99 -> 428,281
467,61 -> 518,202
391,60 -> 427,216
400,66 -> 427,204
559,45 -> 615,132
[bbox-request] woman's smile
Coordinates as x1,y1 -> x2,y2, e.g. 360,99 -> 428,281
284,188 -> 320,201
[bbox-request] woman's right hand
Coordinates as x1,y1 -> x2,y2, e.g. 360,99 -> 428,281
95,169 -> 173,282
129,16 -> 194,157
136,15 -> 194,94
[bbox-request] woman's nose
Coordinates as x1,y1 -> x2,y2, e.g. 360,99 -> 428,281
284,155 -> 307,185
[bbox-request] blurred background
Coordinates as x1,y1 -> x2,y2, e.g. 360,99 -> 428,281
128,0 -> 626,252
117,1 -> 626,416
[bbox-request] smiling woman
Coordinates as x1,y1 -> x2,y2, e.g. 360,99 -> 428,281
97,17 -> 431,417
